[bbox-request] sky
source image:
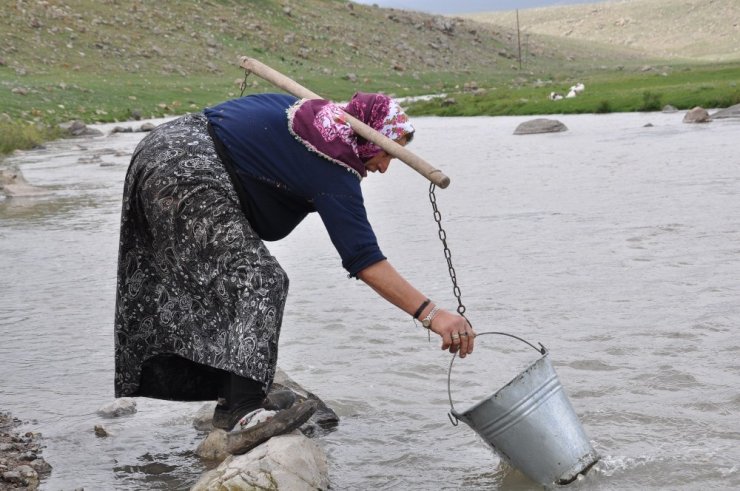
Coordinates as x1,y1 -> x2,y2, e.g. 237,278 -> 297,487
352,0 -> 609,14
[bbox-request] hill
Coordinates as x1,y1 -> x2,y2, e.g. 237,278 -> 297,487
463,0 -> 740,62
0,0 -> 647,126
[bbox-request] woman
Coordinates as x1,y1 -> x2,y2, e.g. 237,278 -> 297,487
113,92 -> 475,441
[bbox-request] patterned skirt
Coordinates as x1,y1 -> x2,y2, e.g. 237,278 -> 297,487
114,113 -> 288,400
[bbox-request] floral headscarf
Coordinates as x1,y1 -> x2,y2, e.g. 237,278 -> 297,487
288,92 -> 415,179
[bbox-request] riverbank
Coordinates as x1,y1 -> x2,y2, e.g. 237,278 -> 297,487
0,413 -> 52,490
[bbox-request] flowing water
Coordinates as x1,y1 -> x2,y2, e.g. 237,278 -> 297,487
1,112 -> 739,490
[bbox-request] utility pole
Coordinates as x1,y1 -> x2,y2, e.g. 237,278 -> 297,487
516,9 -> 522,70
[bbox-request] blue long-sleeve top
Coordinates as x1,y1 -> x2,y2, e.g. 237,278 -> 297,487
204,93 -> 385,277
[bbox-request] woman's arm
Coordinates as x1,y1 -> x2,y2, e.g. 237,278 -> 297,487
357,259 -> 475,357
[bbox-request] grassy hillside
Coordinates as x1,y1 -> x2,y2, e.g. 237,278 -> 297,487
464,0 -> 740,62
0,0 -> 737,153
0,0 -> 647,125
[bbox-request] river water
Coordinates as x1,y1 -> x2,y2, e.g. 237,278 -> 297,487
1,111 -> 739,490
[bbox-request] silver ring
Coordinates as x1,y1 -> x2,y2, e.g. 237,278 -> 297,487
460,332 -> 469,337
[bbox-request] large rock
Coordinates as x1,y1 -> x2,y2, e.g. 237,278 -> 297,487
96,398 -> 137,418
192,433 -> 329,491
59,120 -> 104,137
0,167 -> 49,197
514,118 -> 568,135
273,370 -> 339,435
195,428 -> 230,461
682,106 -> 710,123
711,103 -> 740,119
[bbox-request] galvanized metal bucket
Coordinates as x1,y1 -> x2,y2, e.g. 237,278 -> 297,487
448,332 -> 600,486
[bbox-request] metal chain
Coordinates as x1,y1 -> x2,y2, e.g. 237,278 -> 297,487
239,70 -> 250,97
429,182 -> 472,326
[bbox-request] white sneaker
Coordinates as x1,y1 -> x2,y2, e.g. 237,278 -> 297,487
231,408 -> 277,432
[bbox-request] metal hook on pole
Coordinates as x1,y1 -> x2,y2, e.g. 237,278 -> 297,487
238,56 -> 451,189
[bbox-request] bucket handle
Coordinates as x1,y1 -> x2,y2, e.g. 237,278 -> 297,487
447,332 -> 546,426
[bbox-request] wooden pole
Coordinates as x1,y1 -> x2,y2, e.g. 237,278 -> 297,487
239,56 -> 451,189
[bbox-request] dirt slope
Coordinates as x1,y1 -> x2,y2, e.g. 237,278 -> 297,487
463,0 -> 740,62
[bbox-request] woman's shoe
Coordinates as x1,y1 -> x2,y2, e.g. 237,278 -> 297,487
225,400 -> 318,455
262,389 -> 296,411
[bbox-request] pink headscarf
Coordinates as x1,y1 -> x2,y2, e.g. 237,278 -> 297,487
288,92 -> 415,178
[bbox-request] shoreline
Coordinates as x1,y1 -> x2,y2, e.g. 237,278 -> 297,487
0,412 -> 52,490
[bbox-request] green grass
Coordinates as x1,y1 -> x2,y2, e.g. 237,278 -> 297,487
406,63 -> 740,116
0,120 -> 62,154
1,0 -> 738,155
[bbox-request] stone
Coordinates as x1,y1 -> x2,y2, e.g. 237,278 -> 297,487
94,425 -> 109,437
683,106 -> 710,123
272,370 -> 339,433
192,434 -> 329,491
139,122 -> 156,132
514,118 -> 568,135
193,402 -> 217,432
2,470 -> 22,484
60,120 -> 103,137
0,168 -> 50,197
110,126 -> 133,134
710,103 -> 740,119
662,104 -> 678,113
96,398 -> 137,418
195,429 -> 230,461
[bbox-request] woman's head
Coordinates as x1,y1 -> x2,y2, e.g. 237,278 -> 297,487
343,92 -> 415,163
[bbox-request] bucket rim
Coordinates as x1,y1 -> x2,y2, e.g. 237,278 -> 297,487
447,331 -> 546,426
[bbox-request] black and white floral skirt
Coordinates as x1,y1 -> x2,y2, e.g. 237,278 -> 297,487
114,113 -> 288,400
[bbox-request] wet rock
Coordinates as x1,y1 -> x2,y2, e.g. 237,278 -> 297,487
192,434 -> 329,491
0,412 -> 51,489
193,402 -> 217,432
60,120 -> 104,137
272,369 -> 339,434
110,126 -> 134,134
662,104 -> 678,113
683,106 -> 710,123
710,103 -> 740,119
643,122 -> 654,127
97,398 -> 137,418
94,425 -> 109,437
0,167 -> 50,197
514,118 -> 568,135
29,459 -> 52,474
139,122 -> 156,132
195,428 -> 230,461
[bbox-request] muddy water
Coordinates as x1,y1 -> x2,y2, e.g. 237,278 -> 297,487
1,112 -> 739,490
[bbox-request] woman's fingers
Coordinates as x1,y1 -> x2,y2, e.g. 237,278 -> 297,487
433,310 -> 475,357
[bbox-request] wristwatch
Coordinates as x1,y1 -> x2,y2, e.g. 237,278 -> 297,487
421,306 -> 440,329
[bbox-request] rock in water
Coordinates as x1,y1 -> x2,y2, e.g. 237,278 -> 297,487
683,106 -> 710,123
514,118 -> 568,135
710,103 -> 740,119
192,434 -> 329,491
96,398 -> 137,418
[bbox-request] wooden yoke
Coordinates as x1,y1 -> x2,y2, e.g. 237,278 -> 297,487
239,56 -> 451,189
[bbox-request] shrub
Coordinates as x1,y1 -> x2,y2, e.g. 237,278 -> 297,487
596,100 -> 613,113
0,121 -> 61,155
639,91 -> 662,111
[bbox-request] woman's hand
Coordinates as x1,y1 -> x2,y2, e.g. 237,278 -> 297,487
428,309 -> 476,358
